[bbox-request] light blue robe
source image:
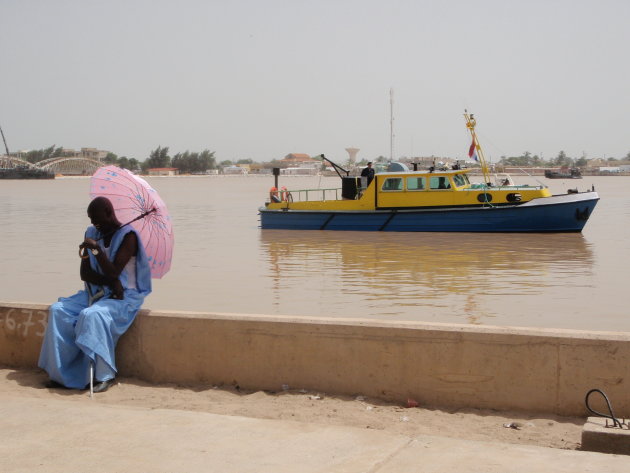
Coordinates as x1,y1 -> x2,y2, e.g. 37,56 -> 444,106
38,225 -> 152,389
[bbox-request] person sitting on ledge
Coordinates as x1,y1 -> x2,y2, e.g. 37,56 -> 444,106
38,196 -> 152,393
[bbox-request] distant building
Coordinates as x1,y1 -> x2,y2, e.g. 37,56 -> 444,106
148,167 -> 179,176
61,147 -> 109,160
280,167 -> 318,176
280,153 -> 321,174
281,153 -> 321,165
283,153 -> 311,162
223,165 -> 248,175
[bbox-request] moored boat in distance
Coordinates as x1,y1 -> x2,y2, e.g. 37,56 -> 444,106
544,168 -> 582,179
0,165 -> 55,179
259,112 -> 599,233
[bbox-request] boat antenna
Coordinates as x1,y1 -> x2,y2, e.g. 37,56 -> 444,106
0,124 -> 10,156
464,110 -> 491,185
390,88 -> 395,161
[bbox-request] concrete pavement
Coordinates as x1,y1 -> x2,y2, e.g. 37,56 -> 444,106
1,394 -> 628,473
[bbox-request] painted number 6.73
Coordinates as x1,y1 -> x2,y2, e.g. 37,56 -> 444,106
0,308 -> 47,338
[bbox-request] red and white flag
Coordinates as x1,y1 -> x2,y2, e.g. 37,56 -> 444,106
468,138 -> 479,162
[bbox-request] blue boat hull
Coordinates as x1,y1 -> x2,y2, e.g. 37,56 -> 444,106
259,192 -> 599,233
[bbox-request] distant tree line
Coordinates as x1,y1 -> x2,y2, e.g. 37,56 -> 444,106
13,144 -> 630,173
498,150 -> 630,167
20,145 -> 64,163
104,152 -> 141,171
142,146 -> 217,173
11,144 -> 217,174
122,148 -> 630,172
219,158 -> 253,167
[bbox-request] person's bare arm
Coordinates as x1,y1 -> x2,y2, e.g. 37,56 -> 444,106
80,233 -> 138,298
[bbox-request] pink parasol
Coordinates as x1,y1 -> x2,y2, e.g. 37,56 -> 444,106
90,165 -> 173,279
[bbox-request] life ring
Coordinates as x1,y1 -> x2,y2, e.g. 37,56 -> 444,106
280,186 -> 291,202
269,186 -> 280,203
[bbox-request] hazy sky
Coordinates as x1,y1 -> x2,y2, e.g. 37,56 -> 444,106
2,0 -> 629,163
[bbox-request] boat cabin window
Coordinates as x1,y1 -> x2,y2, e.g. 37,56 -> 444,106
406,177 -> 426,191
429,176 -> 451,190
382,177 -> 403,191
452,174 -> 469,187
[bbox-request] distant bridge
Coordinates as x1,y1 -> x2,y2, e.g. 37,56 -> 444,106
1,155 -> 103,175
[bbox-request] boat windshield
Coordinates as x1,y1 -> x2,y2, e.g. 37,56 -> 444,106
453,173 -> 469,187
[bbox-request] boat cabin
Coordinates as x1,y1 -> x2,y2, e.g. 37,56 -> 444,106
265,168 -> 551,212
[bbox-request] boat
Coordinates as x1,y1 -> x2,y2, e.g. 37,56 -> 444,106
259,112 -> 599,232
544,168 -> 582,179
0,165 -> 54,179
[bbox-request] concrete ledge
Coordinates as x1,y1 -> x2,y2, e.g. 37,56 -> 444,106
2,301 -> 630,416
582,417 -> 630,454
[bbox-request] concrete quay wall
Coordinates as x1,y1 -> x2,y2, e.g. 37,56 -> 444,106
2,302 -> 629,417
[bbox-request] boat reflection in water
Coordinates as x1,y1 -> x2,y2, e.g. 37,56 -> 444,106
259,230 -> 594,326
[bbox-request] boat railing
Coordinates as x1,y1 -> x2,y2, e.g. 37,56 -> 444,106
284,187 -> 343,202
468,183 -> 539,190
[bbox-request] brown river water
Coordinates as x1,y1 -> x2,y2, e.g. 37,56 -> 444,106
1,174 -> 628,331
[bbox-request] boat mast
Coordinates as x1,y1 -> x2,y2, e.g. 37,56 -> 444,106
464,110 -> 491,185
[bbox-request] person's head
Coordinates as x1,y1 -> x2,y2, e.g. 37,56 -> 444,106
87,197 -> 120,232
367,162 -> 372,168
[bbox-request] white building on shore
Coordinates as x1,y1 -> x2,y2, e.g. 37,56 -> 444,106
223,165 -> 248,175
